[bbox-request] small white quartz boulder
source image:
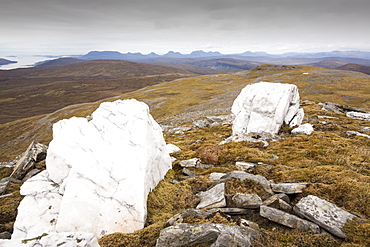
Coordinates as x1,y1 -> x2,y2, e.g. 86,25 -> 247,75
232,82 -> 304,136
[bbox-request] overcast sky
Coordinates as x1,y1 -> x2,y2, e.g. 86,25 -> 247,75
1,0 -> 370,56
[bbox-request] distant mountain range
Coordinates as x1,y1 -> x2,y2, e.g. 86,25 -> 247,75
33,50 -> 370,75
76,50 -> 370,60
0,58 -> 16,66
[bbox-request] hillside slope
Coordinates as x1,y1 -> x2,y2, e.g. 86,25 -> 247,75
0,60 -> 195,124
1,64 -> 369,160
337,63 -> 370,75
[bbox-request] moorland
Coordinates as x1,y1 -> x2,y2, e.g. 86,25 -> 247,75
0,52 -> 370,246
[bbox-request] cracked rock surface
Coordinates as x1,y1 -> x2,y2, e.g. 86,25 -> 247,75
11,99 -> 172,240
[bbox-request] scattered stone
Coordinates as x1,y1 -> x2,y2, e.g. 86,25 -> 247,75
294,195 -> 357,238
235,161 -> 255,170
271,183 -> 309,194
10,142 -> 47,180
231,82 -> 303,136
22,169 -> 41,182
155,223 -> 260,247
220,134 -> 272,147
0,231 -> 11,239
219,171 -> 273,194
193,115 -> 233,128
179,158 -> 199,168
182,168 -> 197,178
239,219 -> 260,231
346,131 -> 370,139
263,195 -> 292,213
209,172 -> 226,181
12,99 -> 172,240
232,193 -> 262,209
320,102 -> 367,114
170,179 -> 180,184
291,123 -> 314,135
346,111 -> 370,121
0,193 -> 14,199
166,209 -> 212,226
207,208 -> 250,215
166,144 -> 181,154
3,232 -> 99,247
196,183 -> 226,209
0,179 -> 9,195
317,115 -> 337,119
275,193 -> 290,203
162,125 -> 191,134
272,154 -> 279,159
260,206 -> 320,233
360,126 -> 370,132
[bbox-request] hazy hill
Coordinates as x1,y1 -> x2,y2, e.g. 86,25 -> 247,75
36,57 -> 85,67
306,59 -> 348,69
0,59 -> 195,124
0,58 -> 16,66
336,63 -> 370,75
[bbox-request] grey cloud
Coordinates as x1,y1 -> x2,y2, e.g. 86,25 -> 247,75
1,0 -> 369,55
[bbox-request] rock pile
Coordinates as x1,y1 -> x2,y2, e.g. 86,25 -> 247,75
155,167 -> 357,246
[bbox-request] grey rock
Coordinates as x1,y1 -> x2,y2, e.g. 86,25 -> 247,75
3,232 -> 99,246
346,111 -> 370,121
271,182 -> 308,194
235,161 -> 255,170
166,209 -> 212,226
317,115 -> 337,119
207,208 -> 250,215
0,232 -> 11,239
182,168 -> 197,178
239,219 -> 260,231
197,183 -> 226,209
263,195 -> 292,212
10,142 -> 47,180
260,206 -> 320,233
193,115 -> 233,128
275,193 -> 290,203
22,169 -> 41,182
155,223 -> 260,247
232,193 -> 262,209
179,158 -> 199,168
0,179 -> 9,195
321,102 -> 367,114
346,131 -> 370,139
272,154 -> 279,159
170,179 -> 180,184
294,195 -> 357,238
0,193 -> 14,199
219,171 -> 273,194
209,172 -> 226,181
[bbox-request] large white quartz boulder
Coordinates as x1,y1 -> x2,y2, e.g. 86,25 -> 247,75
232,82 -> 304,136
12,99 -> 172,240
